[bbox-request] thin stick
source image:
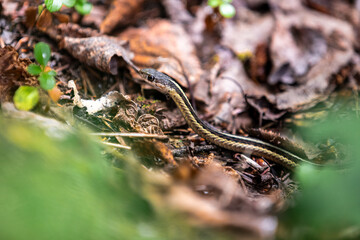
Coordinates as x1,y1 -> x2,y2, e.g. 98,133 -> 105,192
91,132 -> 168,139
238,154 -> 267,172
101,142 -> 131,150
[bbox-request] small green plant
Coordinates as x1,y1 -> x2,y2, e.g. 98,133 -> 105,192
13,42 -> 56,111
28,42 -> 57,90
44,0 -> 92,15
208,0 -> 236,18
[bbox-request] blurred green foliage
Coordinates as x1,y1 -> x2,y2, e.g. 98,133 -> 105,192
280,112 -> 360,240
0,117 -> 224,240
45,0 -> 63,12
207,0 -> 236,18
0,118 -> 150,240
44,0 -> 92,15
13,86 -> 40,111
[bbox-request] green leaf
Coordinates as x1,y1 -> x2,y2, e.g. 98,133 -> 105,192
208,0 -> 222,8
63,0 -> 76,7
27,64 -> 42,75
45,0 -> 63,12
219,3 -> 236,18
34,42 -> 51,67
74,2 -> 92,15
47,70 -> 57,77
13,86 -> 39,111
39,72 -> 56,90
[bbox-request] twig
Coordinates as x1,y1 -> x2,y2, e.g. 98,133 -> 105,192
14,37 -> 29,51
80,67 -> 96,97
101,142 -> 131,150
236,154 -> 267,172
55,64 -> 70,73
91,132 -> 168,139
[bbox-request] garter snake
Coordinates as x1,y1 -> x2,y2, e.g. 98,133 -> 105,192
139,68 -> 315,169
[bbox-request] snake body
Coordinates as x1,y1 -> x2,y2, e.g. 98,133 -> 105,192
139,68 -> 314,169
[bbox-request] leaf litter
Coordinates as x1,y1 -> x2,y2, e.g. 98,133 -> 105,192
1,0 -> 360,239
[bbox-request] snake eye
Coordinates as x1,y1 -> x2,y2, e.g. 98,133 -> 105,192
147,75 -> 155,82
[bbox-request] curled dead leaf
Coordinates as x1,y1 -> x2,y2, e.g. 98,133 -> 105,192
61,36 -> 135,75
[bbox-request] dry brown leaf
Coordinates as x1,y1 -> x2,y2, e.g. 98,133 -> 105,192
304,0 -> 359,23
133,140 -> 177,166
269,12 -> 327,85
0,45 -> 37,102
247,97 -> 286,125
24,6 -> 37,28
161,162 -> 278,238
61,36 -> 135,75
221,8 -> 274,55
100,0 -> 144,34
119,19 -> 203,88
25,7 -> 68,32
111,94 -> 175,165
114,95 -> 139,129
270,1 -> 355,110
218,0 -> 354,114
159,107 -> 186,130
249,43 -> 271,84
81,5 -> 108,28
207,50 -> 270,130
196,7 -> 276,129
161,0 -> 193,24
52,12 -> 70,25
1,0 -> 25,19
186,3 -> 213,47
36,8 -> 53,31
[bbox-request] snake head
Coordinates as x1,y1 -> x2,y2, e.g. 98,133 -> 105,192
139,68 -> 157,82
139,68 -> 176,94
